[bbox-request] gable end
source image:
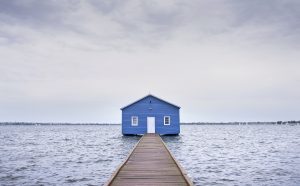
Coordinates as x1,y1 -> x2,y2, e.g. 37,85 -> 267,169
121,94 -> 180,110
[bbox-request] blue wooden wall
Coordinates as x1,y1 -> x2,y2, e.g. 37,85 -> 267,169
121,95 -> 180,135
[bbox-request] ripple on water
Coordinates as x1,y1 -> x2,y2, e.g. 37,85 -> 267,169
0,125 -> 139,186
1,125 -> 300,186
65,177 -> 91,183
163,125 -> 300,186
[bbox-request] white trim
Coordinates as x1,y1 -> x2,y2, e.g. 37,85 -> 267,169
164,116 -> 171,125
131,116 -> 138,126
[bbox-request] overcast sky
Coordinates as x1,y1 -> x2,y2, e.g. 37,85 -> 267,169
0,0 -> 299,123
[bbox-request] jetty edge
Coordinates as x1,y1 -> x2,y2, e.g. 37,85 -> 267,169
105,134 -> 193,186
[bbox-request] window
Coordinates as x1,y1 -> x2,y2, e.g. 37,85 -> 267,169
131,116 -> 138,126
164,116 -> 170,125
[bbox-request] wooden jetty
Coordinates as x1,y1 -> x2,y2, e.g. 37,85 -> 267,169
106,134 -> 193,186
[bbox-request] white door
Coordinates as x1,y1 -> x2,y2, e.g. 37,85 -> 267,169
147,117 -> 155,133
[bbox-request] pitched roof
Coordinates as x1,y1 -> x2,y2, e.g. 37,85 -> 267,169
121,94 -> 180,110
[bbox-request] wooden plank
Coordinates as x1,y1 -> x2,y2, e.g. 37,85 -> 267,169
105,134 -> 193,186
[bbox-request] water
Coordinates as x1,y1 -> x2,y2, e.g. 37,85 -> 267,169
0,125 -> 140,186
163,125 -> 300,186
0,125 -> 300,185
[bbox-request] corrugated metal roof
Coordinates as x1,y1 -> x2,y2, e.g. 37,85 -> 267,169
120,94 -> 181,110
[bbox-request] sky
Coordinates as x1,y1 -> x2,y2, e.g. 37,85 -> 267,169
0,0 -> 299,123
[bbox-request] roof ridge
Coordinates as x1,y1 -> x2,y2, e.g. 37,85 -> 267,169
121,94 -> 180,110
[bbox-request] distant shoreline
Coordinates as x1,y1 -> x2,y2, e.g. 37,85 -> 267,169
0,122 -> 119,126
0,121 -> 299,126
181,122 -> 300,125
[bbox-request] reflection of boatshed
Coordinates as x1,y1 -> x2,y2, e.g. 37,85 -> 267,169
121,94 -> 180,135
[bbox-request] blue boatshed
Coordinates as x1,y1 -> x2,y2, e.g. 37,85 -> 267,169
121,94 -> 180,135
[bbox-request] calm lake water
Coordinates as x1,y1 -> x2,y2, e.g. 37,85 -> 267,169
0,125 -> 299,186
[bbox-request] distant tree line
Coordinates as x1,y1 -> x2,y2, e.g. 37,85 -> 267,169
1,121 -> 299,125
181,121 -> 300,125
0,122 -> 120,125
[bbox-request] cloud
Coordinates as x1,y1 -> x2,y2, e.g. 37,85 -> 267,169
1,0 -> 300,48
0,0 -> 299,122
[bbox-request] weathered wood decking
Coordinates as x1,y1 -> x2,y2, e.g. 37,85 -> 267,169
106,134 -> 193,186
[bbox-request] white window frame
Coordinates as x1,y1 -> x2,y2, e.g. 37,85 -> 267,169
164,116 -> 171,125
131,116 -> 138,126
